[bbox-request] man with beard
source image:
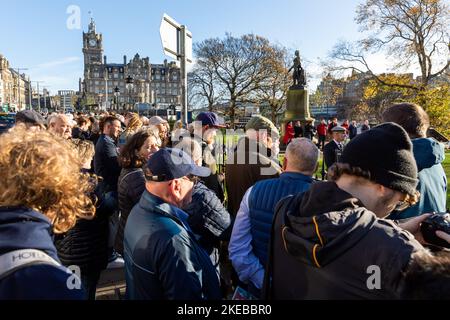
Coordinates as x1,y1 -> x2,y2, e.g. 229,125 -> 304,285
265,123 -> 431,299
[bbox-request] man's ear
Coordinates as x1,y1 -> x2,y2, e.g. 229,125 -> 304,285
282,156 -> 288,171
377,184 -> 389,197
169,179 -> 182,199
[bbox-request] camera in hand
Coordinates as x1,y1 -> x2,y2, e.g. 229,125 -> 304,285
420,213 -> 450,248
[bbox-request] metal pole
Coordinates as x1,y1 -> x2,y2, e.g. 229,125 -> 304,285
105,74 -> 108,111
28,77 -> 32,110
17,70 -> 20,110
37,82 -> 41,112
180,26 -> 188,126
43,88 -> 47,110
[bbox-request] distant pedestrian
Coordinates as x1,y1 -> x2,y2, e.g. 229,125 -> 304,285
361,120 -> 370,132
293,120 -> 303,138
316,118 -> 328,150
348,120 -> 358,140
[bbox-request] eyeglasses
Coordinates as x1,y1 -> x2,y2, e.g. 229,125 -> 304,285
182,174 -> 199,185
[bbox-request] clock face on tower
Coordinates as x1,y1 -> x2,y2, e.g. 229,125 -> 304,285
89,39 -> 96,47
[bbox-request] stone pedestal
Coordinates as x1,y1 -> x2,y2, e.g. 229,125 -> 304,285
282,85 -> 314,139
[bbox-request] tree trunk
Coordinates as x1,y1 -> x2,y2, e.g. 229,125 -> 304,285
229,99 -> 236,129
271,106 -> 277,126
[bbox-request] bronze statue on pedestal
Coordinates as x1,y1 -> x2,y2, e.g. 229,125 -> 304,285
288,50 -> 306,88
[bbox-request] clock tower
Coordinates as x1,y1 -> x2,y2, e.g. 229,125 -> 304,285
82,18 -> 103,79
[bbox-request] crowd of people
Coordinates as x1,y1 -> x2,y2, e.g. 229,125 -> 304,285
0,102 -> 448,300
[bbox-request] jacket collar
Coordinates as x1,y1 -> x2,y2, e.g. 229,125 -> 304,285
280,172 -> 313,183
102,134 -> 117,144
139,190 -> 191,232
0,206 -> 60,260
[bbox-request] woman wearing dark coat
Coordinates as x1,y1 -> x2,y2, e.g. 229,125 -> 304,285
54,139 -> 109,300
114,129 -> 160,256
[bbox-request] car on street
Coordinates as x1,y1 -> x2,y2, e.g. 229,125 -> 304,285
0,113 -> 16,134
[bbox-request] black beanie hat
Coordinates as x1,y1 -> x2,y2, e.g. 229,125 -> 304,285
339,122 -> 418,196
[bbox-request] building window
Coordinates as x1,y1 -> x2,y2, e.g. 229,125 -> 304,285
114,73 -> 119,79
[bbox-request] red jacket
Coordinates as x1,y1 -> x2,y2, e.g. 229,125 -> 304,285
341,123 -> 349,134
283,123 -> 295,145
317,123 -> 327,136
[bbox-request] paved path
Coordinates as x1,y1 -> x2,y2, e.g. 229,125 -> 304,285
95,267 -> 126,300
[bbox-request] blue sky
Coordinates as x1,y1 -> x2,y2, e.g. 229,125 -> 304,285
1,0 -> 365,93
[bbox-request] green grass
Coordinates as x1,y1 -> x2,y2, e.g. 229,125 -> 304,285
443,151 -> 450,206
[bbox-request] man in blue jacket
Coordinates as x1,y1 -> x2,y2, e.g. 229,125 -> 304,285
123,148 -> 222,300
229,138 -> 319,297
382,103 -> 447,219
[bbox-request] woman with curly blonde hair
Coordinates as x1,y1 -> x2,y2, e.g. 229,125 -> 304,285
54,138 -> 111,300
0,127 -> 95,300
118,112 -> 143,150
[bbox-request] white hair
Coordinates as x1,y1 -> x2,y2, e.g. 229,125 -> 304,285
48,114 -> 69,127
285,138 -> 319,174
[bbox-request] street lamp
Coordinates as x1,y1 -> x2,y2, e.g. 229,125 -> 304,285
114,86 -> 120,111
125,75 -> 134,111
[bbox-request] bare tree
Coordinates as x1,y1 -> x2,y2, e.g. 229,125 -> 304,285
188,60 -> 223,111
330,0 -> 449,92
195,33 -> 275,127
255,45 -> 291,125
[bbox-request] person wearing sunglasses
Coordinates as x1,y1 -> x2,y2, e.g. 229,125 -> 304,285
264,123 -> 433,300
123,148 -> 221,300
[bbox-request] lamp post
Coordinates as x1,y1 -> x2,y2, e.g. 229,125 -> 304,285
114,86 -> 120,111
125,75 -> 134,111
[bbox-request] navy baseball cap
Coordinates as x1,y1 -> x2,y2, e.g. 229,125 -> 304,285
145,148 -> 211,181
195,112 -> 226,128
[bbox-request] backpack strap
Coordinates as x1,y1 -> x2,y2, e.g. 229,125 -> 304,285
0,249 -> 61,281
261,194 -> 299,300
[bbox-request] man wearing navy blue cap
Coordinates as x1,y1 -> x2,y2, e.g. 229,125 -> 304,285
123,148 -> 222,300
194,112 -> 227,202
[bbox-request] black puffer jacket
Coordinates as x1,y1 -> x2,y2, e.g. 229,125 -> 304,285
54,177 -> 109,274
183,181 -> 233,268
115,167 -> 146,256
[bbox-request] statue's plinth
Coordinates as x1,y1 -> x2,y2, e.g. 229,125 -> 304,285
284,85 -> 314,125
281,85 -> 315,142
